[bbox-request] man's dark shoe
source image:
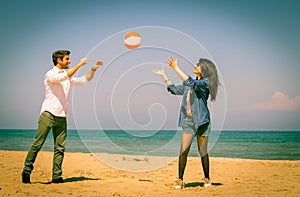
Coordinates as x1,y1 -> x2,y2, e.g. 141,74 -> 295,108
22,171 -> 31,184
51,177 -> 64,183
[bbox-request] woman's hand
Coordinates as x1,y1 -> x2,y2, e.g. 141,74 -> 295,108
152,65 -> 171,85
167,57 -> 188,81
167,57 -> 178,70
152,65 -> 166,77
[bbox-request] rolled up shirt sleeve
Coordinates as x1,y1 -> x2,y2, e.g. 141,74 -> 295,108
70,75 -> 90,86
167,84 -> 184,95
46,70 -> 68,83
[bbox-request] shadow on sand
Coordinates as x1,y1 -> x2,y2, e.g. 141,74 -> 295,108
34,176 -> 101,184
184,182 -> 223,188
63,176 -> 101,183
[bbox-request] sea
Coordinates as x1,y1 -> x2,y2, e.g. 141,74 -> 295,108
0,129 -> 299,160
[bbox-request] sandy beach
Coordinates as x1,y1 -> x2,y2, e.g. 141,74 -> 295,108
0,150 -> 299,197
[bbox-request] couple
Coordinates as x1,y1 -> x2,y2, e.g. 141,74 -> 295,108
22,50 -> 219,189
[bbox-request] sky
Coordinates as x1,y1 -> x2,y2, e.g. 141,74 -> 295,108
0,0 -> 299,130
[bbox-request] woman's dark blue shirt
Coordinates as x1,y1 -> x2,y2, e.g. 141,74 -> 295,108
167,76 -> 210,127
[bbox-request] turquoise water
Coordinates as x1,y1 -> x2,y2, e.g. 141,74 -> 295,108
0,129 -> 299,160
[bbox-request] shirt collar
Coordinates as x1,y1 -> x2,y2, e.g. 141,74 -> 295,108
53,66 -> 65,73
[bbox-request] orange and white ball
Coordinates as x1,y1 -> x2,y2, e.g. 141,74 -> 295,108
124,32 -> 141,50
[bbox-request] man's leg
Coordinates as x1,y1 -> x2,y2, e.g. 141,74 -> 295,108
22,112 -> 53,183
52,117 -> 67,182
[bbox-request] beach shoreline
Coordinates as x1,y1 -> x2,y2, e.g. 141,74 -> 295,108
0,150 -> 299,196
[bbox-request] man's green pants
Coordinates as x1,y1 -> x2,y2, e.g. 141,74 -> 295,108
23,111 -> 67,180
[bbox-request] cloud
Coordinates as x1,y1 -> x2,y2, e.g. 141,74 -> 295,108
246,91 -> 300,112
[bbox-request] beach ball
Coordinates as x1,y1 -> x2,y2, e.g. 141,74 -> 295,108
124,32 -> 141,50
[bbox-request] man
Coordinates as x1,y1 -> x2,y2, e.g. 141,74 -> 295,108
22,50 -> 103,184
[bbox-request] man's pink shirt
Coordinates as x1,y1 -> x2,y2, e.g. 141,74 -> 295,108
40,66 -> 89,117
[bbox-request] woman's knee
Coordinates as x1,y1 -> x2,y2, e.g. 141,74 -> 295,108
180,146 -> 190,157
198,147 -> 208,157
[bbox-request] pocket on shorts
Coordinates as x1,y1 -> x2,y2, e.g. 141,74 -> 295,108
182,117 -> 194,129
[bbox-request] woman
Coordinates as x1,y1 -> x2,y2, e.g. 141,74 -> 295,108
153,57 -> 219,189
